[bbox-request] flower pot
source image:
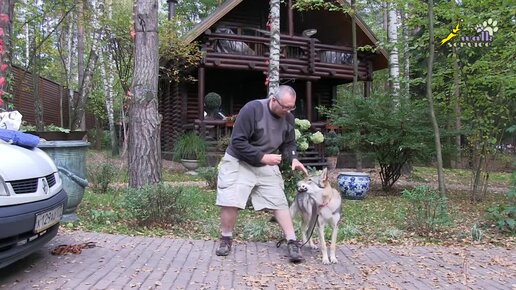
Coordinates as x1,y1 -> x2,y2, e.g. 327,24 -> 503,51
38,140 -> 90,221
181,159 -> 200,171
326,156 -> 338,170
337,172 -> 371,200
27,131 -> 87,141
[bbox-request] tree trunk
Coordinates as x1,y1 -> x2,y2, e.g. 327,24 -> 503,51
71,0 -> 101,130
267,0 -> 280,98
426,0 -> 446,195
453,46 -> 462,167
351,0 -> 358,98
388,4 -> 400,98
350,0 -> 362,171
31,53 -> 44,131
101,0 -> 119,156
401,5 -> 410,97
0,0 -> 15,109
75,0 -> 85,129
128,0 -> 161,187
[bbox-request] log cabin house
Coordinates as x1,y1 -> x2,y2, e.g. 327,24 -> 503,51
158,0 -> 388,167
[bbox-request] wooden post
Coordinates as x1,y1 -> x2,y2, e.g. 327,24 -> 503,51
288,0 -> 294,36
198,67 -> 206,137
364,81 -> 371,98
59,84 -> 64,127
364,61 -> 373,98
306,80 -> 312,121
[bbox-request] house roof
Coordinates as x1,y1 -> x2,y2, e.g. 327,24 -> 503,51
183,0 -> 387,70
183,0 -> 243,44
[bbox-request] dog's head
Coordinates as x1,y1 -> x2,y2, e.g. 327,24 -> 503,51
296,168 -> 330,199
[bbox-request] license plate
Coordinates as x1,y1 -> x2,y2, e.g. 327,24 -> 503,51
34,205 -> 63,233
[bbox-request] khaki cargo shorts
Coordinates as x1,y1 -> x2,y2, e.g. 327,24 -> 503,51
216,153 -> 287,210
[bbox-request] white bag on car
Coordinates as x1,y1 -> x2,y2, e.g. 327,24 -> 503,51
0,110 -> 22,131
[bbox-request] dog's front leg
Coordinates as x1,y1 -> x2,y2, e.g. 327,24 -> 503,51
318,221 -> 330,264
329,222 -> 339,264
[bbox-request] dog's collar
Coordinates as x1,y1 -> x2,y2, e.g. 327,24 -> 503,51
319,196 -> 331,208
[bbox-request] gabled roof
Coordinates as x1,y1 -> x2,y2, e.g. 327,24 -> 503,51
183,0 -> 243,44
183,0 -> 387,70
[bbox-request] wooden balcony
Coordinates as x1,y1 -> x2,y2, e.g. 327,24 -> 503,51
202,29 -> 371,81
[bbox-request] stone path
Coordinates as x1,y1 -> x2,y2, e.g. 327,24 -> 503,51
1,231 -> 514,289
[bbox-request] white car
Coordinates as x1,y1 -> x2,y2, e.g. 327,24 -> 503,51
0,141 -> 67,268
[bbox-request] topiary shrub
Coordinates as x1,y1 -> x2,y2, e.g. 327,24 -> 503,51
204,92 -> 222,120
204,92 -> 221,110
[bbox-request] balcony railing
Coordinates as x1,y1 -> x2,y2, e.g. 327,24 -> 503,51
202,29 -> 369,80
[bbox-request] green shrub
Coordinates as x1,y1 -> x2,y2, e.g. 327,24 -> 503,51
122,183 -> 191,226
90,209 -> 121,224
280,160 -> 307,202
198,167 -> 218,190
339,224 -> 363,239
87,163 -> 118,193
320,93 -> 435,191
487,169 -> 516,234
401,186 -> 451,236
471,223 -> 484,241
383,227 -> 404,240
242,219 -> 272,241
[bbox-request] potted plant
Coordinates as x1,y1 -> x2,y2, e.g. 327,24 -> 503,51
324,131 -> 340,170
173,131 -> 207,171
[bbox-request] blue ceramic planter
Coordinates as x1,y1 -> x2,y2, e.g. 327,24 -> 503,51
337,172 -> 371,200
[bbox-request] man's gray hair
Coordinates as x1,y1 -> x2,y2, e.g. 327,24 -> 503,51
273,85 -> 296,100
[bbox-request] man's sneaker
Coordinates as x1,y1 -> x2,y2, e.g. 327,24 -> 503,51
216,236 -> 232,256
287,240 -> 304,263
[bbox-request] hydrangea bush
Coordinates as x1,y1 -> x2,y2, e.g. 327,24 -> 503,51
294,118 -> 324,151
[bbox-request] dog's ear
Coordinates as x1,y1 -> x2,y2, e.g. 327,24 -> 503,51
320,168 -> 329,185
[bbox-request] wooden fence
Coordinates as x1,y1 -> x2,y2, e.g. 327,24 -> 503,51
10,65 -> 95,129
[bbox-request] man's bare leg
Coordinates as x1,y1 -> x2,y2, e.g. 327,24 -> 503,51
216,206 -> 238,256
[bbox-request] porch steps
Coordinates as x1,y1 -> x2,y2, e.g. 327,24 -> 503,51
297,147 -> 327,169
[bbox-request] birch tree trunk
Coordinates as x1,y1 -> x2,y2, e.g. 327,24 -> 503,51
128,0 -> 161,187
102,0 -> 119,156
267,0 -> 280,98
400,5 -> 410,97
426,0 -> 446,195
100,46 -> 118,155
58,9 -> 76,129
388,4 -> 400,98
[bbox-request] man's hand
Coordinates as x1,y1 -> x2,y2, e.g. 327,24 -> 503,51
261,154 -> 282,165
291,158 -> 308,176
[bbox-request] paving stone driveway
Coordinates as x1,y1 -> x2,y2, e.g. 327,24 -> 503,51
1,231 -> 514,289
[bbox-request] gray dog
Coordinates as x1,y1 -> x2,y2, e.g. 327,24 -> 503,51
290,168 -> 342,264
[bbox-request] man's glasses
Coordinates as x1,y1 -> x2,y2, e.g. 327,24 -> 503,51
273,97 -> 296,111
